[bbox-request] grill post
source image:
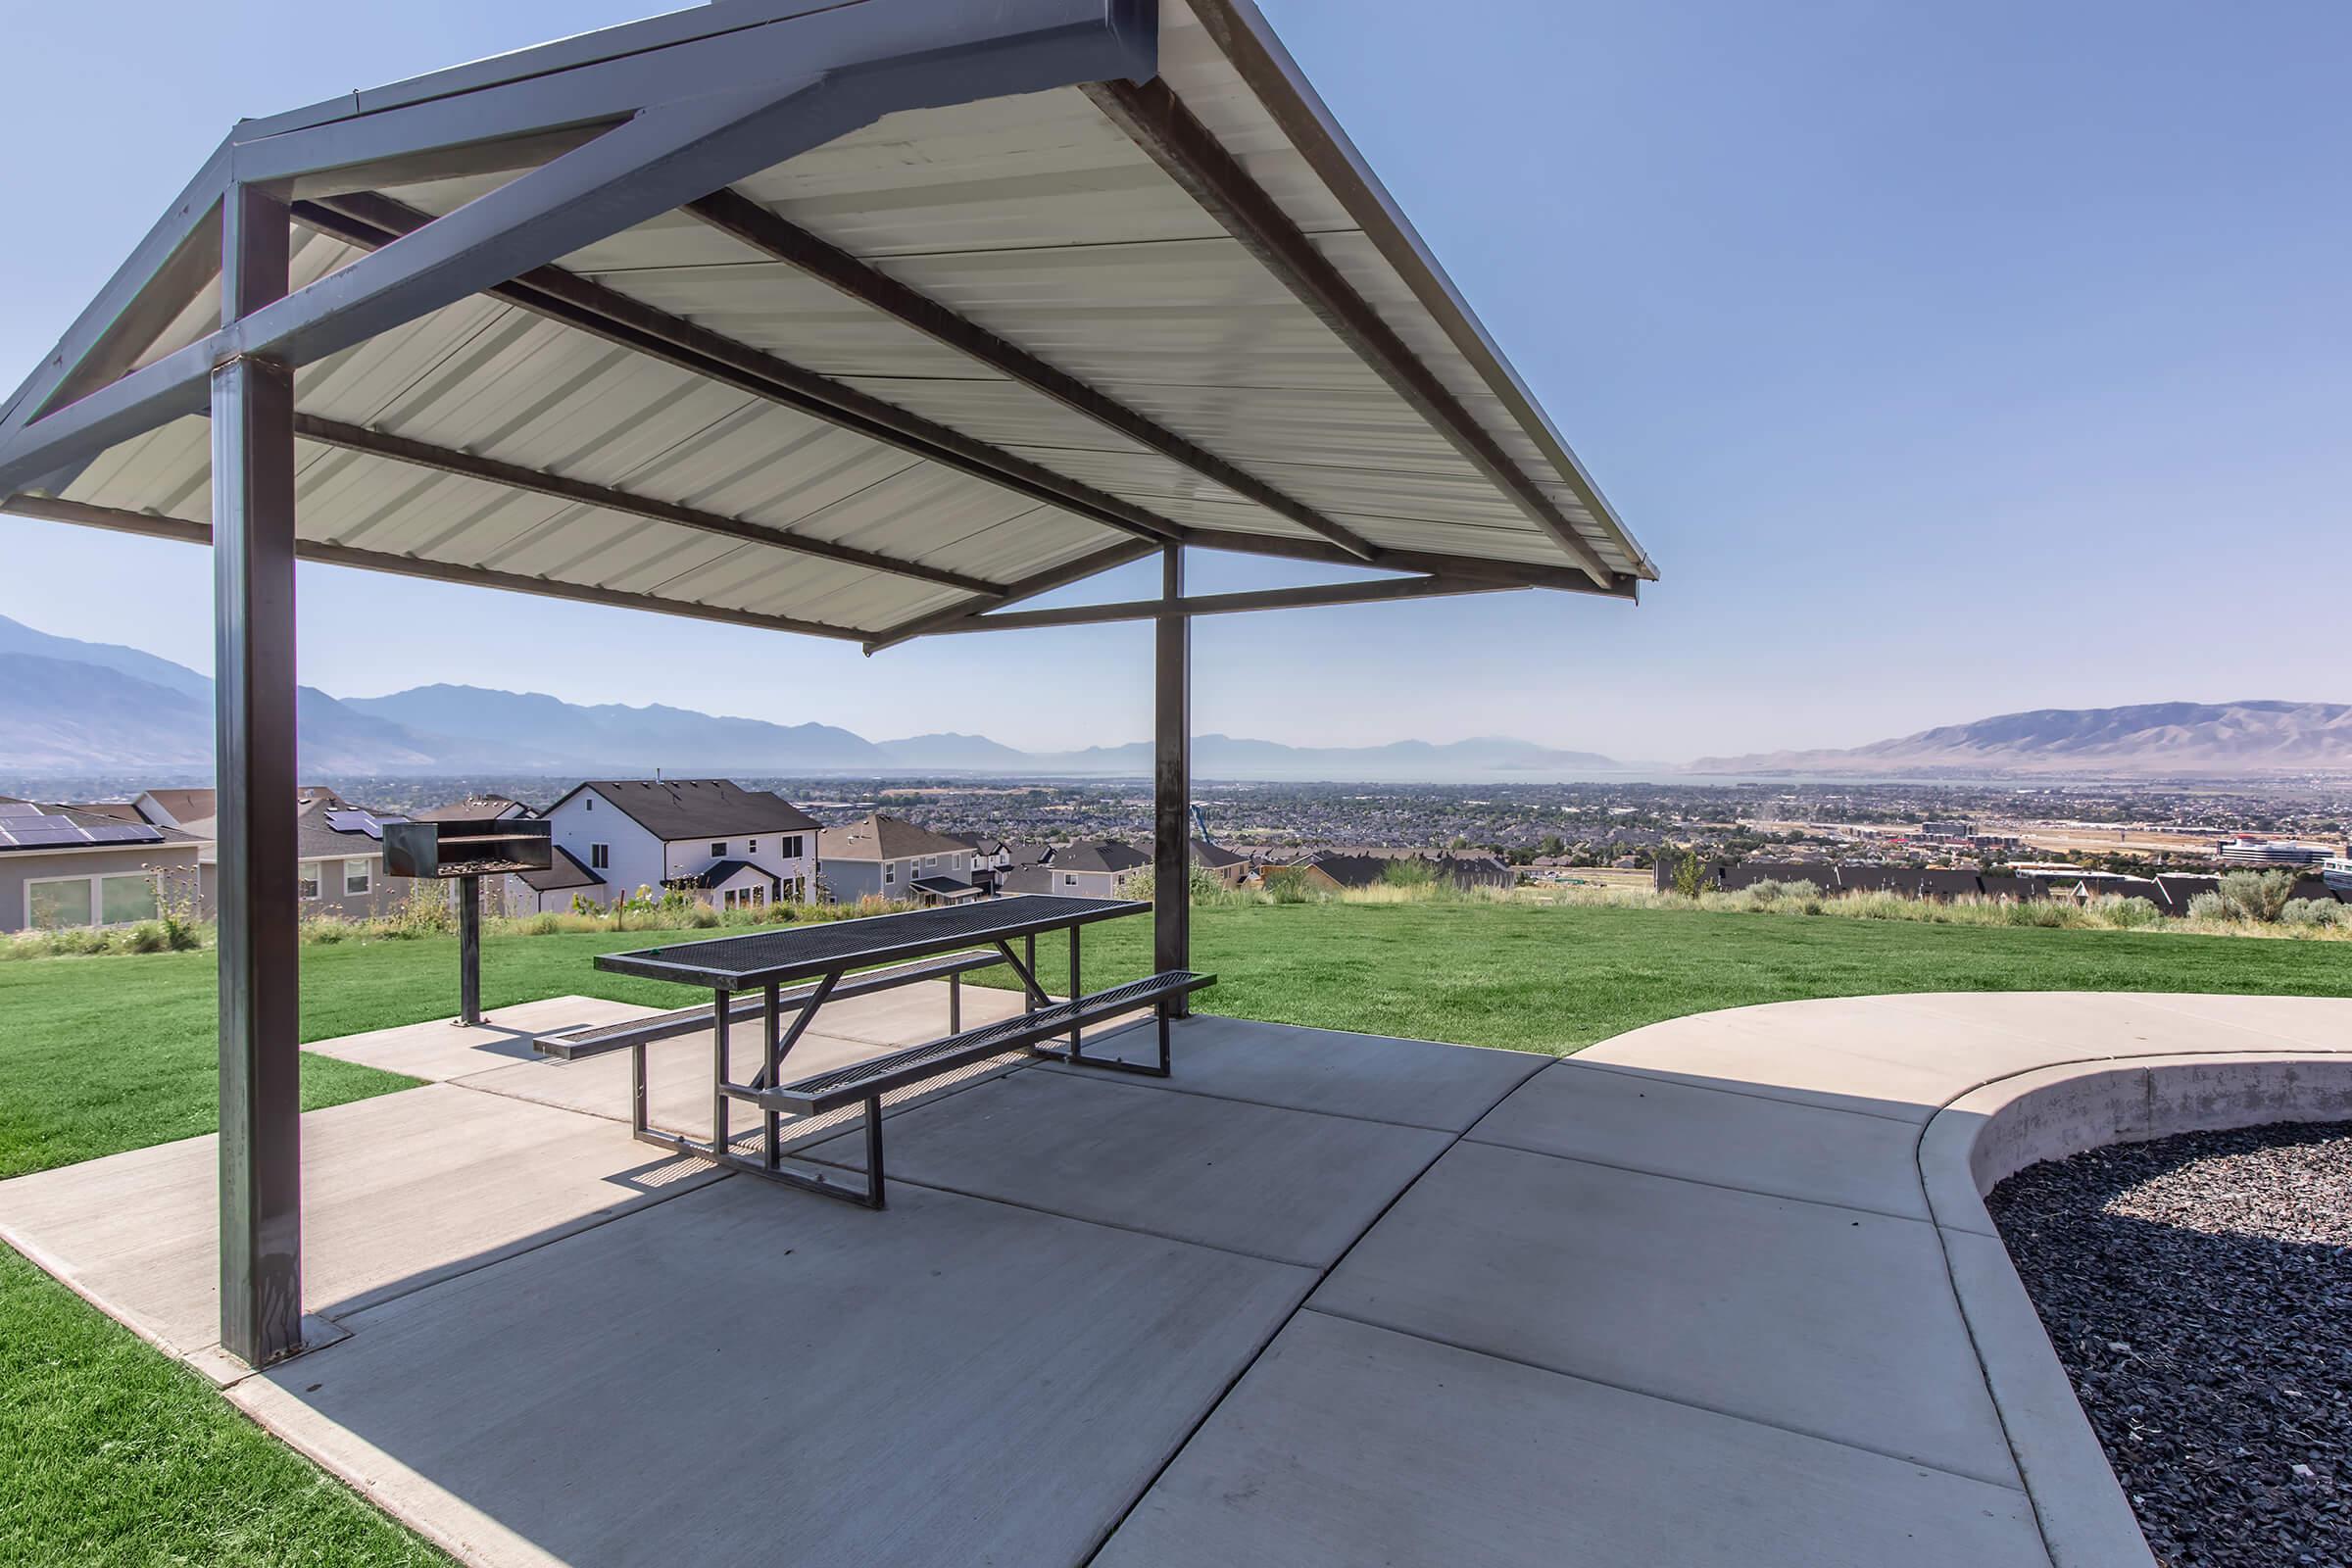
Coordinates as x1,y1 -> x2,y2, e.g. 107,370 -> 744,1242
456,873 -> 483,1026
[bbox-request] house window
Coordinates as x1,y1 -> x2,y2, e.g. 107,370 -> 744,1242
298,862 -> 322,900
1063,872 -> 1079,888
710,842 -> 727,858
782,834 -> 804,859
25,877 -> 94,929
590,843 -> 610,870
344,858 -> 372,897
883,861 -> 896,885
99,873 -> 158,925
748,839 -> 758,855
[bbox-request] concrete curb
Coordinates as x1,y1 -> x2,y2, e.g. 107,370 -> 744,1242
1920,1052 -> 2352,1568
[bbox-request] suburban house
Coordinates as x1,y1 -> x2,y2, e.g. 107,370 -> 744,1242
0,798 -> 204,933
1187,838 -> 1250,888
413,796 -> 532,824
117,783 -> 419,921
817,814 -> 981,905
1001,839 -> 1152,899
540,780 -> 818,914
1258,848 -> 1514,895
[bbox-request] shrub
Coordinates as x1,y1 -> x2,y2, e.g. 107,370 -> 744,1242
2281,899 -> 2347,929
1381,858 -> 1437,890
2217,869 -> 2297,924
2097,896 -> 2163,929
1259,865 -> 1314,905
2186,891 -> 2230,921
1671,852 -> 1705,899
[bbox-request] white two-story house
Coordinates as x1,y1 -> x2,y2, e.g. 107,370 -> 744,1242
539,779 -> 818,915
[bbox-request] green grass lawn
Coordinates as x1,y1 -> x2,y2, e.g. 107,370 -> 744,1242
2,899 -> 2348,1564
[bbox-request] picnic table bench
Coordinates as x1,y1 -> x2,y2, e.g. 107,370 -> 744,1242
594,895 -> 1212,1207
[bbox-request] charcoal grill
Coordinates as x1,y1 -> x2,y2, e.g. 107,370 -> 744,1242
382,819 -> 552,1026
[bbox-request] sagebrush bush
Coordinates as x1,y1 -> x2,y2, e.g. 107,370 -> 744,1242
2217,869 -> 2297,924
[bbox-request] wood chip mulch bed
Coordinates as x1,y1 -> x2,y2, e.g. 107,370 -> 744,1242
1988,1120 -> 2352,1568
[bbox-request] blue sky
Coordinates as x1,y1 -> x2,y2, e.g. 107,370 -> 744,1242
2,0 -> 2346,760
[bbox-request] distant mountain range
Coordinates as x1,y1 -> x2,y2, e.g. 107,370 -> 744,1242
0,615 -> 1633,781
15,614 -> 2344,783
1692,702 -> 2352,777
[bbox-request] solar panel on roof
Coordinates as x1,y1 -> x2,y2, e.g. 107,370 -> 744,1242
0,802 -> 41,818
324,809 -> 385,839
87,823 -> 165,844
3,825 -> 84,845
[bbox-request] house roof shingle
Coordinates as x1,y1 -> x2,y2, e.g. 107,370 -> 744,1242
818,813 -> 974,862
552,780 -> 817,842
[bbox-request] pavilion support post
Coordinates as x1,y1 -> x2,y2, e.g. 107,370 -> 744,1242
214,184 -> 305,1369
1153,545 -> 1192,1011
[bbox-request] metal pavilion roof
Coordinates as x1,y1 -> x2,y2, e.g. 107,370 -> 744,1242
0,0 -> 1656,651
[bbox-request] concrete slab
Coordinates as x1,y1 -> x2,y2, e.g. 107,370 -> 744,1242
1097,1309 -> 2047,1568
804,1068 -> 1452,1267
1575,995 -> 2082,1121
1469,1057 -> 1933,1220
305,996 -> 661,1081
0,1085 -> 719,1355
1312,1139 -> 2019,1487
2124,992 -> 2352,1055
1036,1013 -> 1547,1131
1888,990 -> 2337,1061
233,1177 -> 1314,1568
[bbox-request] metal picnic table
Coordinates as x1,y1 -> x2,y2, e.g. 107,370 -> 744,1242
595,895 -> 1213,1206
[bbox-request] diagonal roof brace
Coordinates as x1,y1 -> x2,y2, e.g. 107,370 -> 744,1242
1083,75 -> 1619,588
290,415 -> 1008,598
681,187 -> 1384,564
903,572 -> 1525,638
295,194 -> 1193,552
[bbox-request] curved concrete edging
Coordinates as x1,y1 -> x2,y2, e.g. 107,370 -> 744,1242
1919,1052 -> 2352,1568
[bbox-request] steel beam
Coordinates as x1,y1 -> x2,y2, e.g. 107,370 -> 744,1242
911,572 -> 1519,633
1153,545 -> 1191,1005
860,539 -> 1157,653
288,415 -> 1004,597
1084,76 -> 1618,587
0,0 -> 1158,498
214,186 -> 305,1370
1,495 -> 877,643
294,194 -> 1187,550
682,187 -> 1381,562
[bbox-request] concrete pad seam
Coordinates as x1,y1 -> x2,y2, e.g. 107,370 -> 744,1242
838,1170 -> 1328,1271
1299,1301 -> 2031,1496
1029,1061 -> 1494,1133
1453,1134 -> 1937,1226
1077,1084 -> 1477,1565
1564,1055 -> 1932,1123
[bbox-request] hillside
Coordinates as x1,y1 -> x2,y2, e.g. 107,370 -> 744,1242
345,684 -> 882,771
1693,701 -> 2352,776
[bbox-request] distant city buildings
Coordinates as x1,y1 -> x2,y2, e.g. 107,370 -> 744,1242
2219,838 -> 2343,868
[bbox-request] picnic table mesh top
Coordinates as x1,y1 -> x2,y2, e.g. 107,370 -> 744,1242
594,895 -> 1145,987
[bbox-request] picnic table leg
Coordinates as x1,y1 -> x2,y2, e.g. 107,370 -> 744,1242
862,1096 -> 887,1209
710,987 -> 731,1161
949,971 -> 960,1033
1023,934 -> 1041,1007
762,984 -> 781,1172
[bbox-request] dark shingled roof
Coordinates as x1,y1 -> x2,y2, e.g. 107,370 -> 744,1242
1049,840 -> 1150,875
819,812 -> 974,862
518,846 -> 605,894
665,858 -> 765,891
553,779 -> 817,842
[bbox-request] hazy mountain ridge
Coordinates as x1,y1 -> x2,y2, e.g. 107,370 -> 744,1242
1692,701 -> 2352,776
0,617 -> 1633,781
